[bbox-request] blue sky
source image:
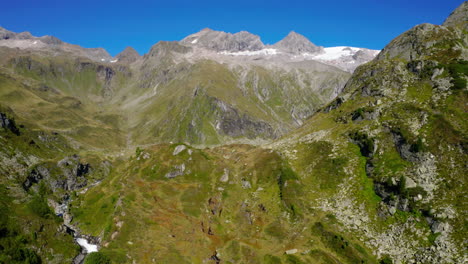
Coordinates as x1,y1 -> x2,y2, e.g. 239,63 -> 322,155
1,0 -> 464,56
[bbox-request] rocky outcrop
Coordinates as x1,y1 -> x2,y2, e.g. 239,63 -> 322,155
0,112 -> 20,135
22,155 -> 92,192
23,165 -> 50,191
57,155 -> 90,191
165,163 -> 186,178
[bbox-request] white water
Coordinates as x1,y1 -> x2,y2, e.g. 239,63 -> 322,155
76,238 -> 98,253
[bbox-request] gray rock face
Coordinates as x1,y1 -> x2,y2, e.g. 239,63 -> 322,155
213,98 -> 276,140
165,164 -> 186,178
180,28 -> 265,52
272,31 -> 323,54
115,46 -> 141,64
442,2 -> 468,31
0,112 -> 20,135
57,155 -> 90,191
23,166 -> 50,191
21,155 -> 92,192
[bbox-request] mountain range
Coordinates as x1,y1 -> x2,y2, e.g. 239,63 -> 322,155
0,2 -> 466,264
0,26 -> 373,147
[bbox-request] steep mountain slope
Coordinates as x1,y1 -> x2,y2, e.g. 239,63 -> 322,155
271,5 -> 467,262
112,40 -> 350,146
0,107 -> 112,263
0,47 -> 127,150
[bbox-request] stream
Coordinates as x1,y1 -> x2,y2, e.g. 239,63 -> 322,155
49,195 -> 100,264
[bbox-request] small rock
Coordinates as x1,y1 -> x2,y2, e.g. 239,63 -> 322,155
241,179 -> 251,189
173,145 -> 187,155
285,249 -> 298,255
220,168 -> 229,182
405,176 -> 417,188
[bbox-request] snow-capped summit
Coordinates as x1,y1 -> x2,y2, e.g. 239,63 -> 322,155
180,28 -> 265,52
178,29 -> 379,72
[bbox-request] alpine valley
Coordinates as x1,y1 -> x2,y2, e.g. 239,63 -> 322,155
0,2 -> 466,264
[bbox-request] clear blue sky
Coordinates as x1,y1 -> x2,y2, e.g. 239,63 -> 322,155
1,0 -> 464,56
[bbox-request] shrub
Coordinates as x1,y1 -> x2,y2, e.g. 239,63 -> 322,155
379,255 -> 393,264
11,248 -> 41,264
84,252 -> 111,264
349,131 -> 375,157
445,60 -> 468,90
264,254 -> 282,264
135,147 -> 142,157
28,196 -> 52,218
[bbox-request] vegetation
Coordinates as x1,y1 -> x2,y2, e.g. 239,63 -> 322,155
28,195 -> 53,219
84,252 -> 111,264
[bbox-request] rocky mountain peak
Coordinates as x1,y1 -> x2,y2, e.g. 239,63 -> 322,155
0,27 -> 26,40
115,46 -> 141,64
375,22 -> 462,62
180,29 -> 265,52
273,31 -> 323,54
376,3 -> 468,63
200,27 -> 213,32
442,2 -> 468,31
39,35 -> 63,45
146,41 -> 192,59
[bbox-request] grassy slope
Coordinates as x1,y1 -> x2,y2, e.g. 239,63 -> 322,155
72,144 -> 377,263
116,59 -> 349,146
0,58 -> 126,151
270,32 -> 467,261
0,112 -> 81,263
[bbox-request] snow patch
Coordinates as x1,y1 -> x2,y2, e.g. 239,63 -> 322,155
191,38 -> 198,44
76,238 -> 98,253
219,48 -> 279,56
110,59 -> 118,63
310,46 -> 360,60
